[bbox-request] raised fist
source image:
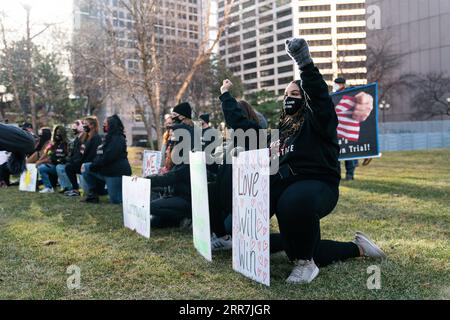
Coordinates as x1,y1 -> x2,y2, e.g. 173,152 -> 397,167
285,38 -> 313,68
221,79 -> 233,94
353,92 -> 374,122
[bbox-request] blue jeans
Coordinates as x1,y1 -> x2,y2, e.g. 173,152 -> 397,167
345,160 -> 358,177
38,164 -> 58,189
82,162 -> 123,204
56,164 -> 73,190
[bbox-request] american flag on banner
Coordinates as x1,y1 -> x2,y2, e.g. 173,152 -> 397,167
335,95 -> 360,142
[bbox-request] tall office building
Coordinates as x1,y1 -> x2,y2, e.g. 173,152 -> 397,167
218,0 -> 367,96
367,0 -> 450,121
72,0 -> 207,145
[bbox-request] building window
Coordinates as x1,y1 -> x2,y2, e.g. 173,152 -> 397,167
277,8 -> 291,18
337,26 -> 366,34
261,80 -> 275,87
243,30 -> 256,40
244,62 -> 257,70
277,55 -> 291,63
278,65 -> 293,74
260,69 -> 274,77
260,36 -> 274,45
260,46 -> 274,55
243,51 -> 256,59
243,41 -> 257,50
277,30 -> 292,41
308,39 -> 333,46
260,25 -> 274,34
244,72 -> 257,80
245,82 -> 258,90
277,19 -> 292,29
278,76 -> 293,85
243,20 -> 256,29
301,28 -> 331,35
336,3 -> 365,10
259,14 -> 273,24
299,5 -> 331,12
260,58 -> 274,66
300,16 -> 331,24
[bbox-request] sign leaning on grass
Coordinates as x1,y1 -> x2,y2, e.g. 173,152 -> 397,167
232,149 -> 270,286
142,150 -> 162,177
19,164 -> 38,192
189,151 -> 212,262
122,176 -> 151,238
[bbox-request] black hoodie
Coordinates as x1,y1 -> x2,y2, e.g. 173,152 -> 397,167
0,124 -> 35,174
90,115 -> 131,177
219,62 -> 340,186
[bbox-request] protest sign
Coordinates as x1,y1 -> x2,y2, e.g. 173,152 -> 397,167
142,150 -> 162,177
19,164 -> 38,192
122,176 -> 151,238
331,83 -> 381,160
232,149 -> 270,286
189,151 -> 212,262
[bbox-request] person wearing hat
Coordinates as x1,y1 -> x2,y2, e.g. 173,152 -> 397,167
333,77 -> 346,93
144,102 -> 196,228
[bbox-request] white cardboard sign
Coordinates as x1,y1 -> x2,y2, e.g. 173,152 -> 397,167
122,176 -> 151,238
232,149 -> 270,286
189,151 -> 212,262
19,164 -> 38,192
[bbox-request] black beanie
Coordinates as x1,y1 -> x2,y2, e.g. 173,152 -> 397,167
199,113 -> 210,124
173,102 -> 192,119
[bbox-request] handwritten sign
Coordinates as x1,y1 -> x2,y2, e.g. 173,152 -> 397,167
19,164 -> 38,192
232,149 -> 270,286
122,176 -> 151,238
142,150 -> 162,177
189,151 -> 212,261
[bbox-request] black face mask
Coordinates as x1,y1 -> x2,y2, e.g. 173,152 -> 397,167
83,125 -> 90,133
72,129 -> 78,136
172,116 -> 182,124
283,96 -> 306,116
55,134 -> 63,142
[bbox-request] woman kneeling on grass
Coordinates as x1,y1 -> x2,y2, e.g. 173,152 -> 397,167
81,114 -> 131,204
217,38 -> 386,284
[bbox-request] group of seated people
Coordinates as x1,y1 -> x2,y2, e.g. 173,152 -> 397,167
0,115 -> 131,205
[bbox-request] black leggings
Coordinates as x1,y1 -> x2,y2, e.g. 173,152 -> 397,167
65,163 -> 80,190
150,196 -> 192,228
270,179 -> 359,267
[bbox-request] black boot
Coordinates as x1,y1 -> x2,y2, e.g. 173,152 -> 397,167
81,192 -> 99,203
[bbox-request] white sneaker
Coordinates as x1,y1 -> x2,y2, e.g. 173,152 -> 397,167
211,234 -> 232,251
39,187 -> 54,194
353,231 -> 386,260
286,259 -> 319,284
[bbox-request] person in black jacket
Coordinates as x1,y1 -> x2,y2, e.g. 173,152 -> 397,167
64,117 -> 102,197
217,38 -> 386,284
37,125 -> 70,193
81,114 -> 131,204
0,123 -> 35,183
144,102 -> 196,228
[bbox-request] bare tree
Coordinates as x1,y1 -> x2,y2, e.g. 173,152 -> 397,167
70,0 -> 235,148
174,0 -> 235,103
366,31 -> 408,102
401,72 -> 450,120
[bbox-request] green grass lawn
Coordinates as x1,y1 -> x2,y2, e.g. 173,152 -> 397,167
0,149 -> 449,300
